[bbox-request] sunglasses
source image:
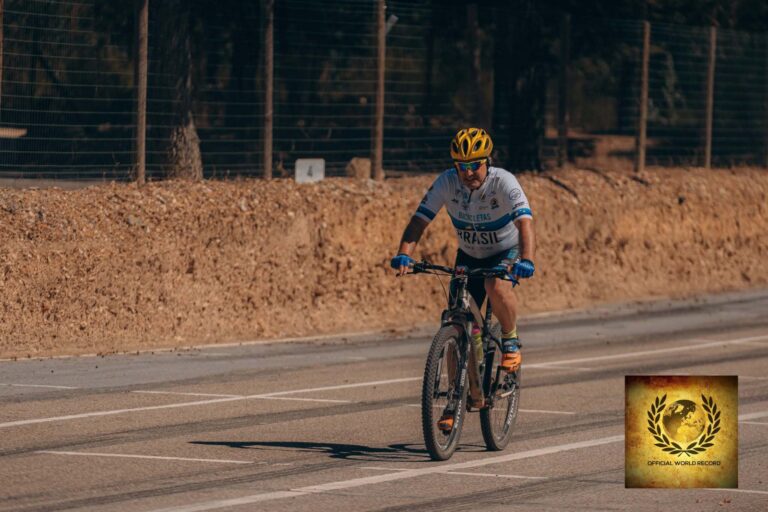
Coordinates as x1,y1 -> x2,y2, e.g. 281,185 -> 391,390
454,159 -> 486,173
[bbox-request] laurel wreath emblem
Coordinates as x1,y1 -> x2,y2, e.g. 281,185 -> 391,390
646,394 -> 721,457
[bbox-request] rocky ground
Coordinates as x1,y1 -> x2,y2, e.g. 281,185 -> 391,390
0,166 -> 766,358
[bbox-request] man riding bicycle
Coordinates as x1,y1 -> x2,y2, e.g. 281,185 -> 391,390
391,128 -> 536,429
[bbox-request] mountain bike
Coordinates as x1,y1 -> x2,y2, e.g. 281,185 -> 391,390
408,261 -> 522,461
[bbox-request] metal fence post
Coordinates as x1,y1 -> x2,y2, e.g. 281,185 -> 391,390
263,0 -> 274,179
134,0 -> 148,185
0,0 -> 4,121
557,13 -> 570,168
705,26 -> 716,169
635,21 -> 650,173
372,0 -> 385,181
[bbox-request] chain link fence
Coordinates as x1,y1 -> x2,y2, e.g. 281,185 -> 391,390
0,0 -> 766,181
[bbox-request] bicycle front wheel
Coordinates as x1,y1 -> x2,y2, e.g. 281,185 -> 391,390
421,325 -> 468,461
480,325 -> 521,451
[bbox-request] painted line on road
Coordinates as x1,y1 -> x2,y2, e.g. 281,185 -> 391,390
252,396 -> 351,404
255,377 -> 421,397
740,421 -> 768,426
132,391 -> 242,398
132,390 -> 351,404
36,450 -> 254,465
401,403 -> 574,415
360,466 -> 547,480
526,364 -> 594,371
0,396 -> 246,429
0,383 -> 79,390
532,334 -> 768,367
519,408 -> 576,415
0,377 -> 418,429
738,410 -> 768,421
145,434 -> 626,512
704,488 -> 768,496
442,470 -> 547,480
740,376 -> 768,381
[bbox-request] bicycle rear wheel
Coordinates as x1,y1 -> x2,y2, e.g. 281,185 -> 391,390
480,324 -> 521,451
421,325 -> 468,461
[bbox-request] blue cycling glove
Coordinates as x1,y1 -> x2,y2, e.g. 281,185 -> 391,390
512,259 -> 535,278
390,253 -> 414,270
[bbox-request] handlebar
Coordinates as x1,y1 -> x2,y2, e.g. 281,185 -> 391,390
408,260 -> 519,285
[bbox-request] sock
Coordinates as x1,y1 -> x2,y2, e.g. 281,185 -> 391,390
502,327 -> 518,340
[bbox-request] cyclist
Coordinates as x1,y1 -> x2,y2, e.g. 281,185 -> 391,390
390,128 -> 536,430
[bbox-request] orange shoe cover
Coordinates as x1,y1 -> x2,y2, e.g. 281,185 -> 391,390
501,351 -> 522,372
437,414 -> 454,433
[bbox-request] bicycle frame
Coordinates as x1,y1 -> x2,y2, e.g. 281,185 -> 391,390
438,265 -> 507,405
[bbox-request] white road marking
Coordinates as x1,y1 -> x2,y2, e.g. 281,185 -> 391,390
0,377 -> 417,429
361,466 -> 546,480
255,377 -> 420,397
36,450 -> 254,464
0,383 -> 78,389
132,390 -> 350,403
532,334 -> 768,367
442,470 -> 547,480
252,396 -> 351,404
131,391 -> 242,398
740,376 -> 768,381
401,403 -> 574,415
145,434 -> 625,512
738,410 -> 768,421
525,364 -> 594,371
519,408 -> 576,415
740,421 -> 768,426
0,396 -> 245,429
705,488 -> 768,496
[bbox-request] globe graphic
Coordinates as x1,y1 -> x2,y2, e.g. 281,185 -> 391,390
662,399 -> 706,443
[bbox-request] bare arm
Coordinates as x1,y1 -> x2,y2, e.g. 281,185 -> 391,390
393,216 -> 429,275
514,217 -> 535,262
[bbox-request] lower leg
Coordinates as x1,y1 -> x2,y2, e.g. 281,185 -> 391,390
485,278 -> 522,371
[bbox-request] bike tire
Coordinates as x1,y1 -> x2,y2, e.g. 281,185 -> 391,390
421,325 -> 468,461
480,323 -> 521,451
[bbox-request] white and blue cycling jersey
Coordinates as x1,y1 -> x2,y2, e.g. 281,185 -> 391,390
413,166 -> 533,259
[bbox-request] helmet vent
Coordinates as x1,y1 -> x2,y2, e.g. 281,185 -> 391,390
461,139 -> 469,155
473,140 -> 482,152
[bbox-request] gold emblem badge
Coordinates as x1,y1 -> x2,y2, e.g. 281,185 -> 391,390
646,394 -> 720,457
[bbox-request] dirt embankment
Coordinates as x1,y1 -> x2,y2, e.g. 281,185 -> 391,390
0,167 -> 766,358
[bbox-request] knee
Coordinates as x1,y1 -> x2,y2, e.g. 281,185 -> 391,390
485,278 -> 515,303
484,278 -> 504,297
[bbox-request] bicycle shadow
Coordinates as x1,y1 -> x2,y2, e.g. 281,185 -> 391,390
190,440 -> 486,462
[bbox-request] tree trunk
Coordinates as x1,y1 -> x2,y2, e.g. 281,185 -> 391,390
155,0 -> 202,180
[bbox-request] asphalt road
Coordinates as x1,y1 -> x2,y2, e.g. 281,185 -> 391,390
1,289 -> 767,512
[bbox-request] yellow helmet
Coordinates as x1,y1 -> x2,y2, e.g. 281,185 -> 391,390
450,127 -> 493,162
